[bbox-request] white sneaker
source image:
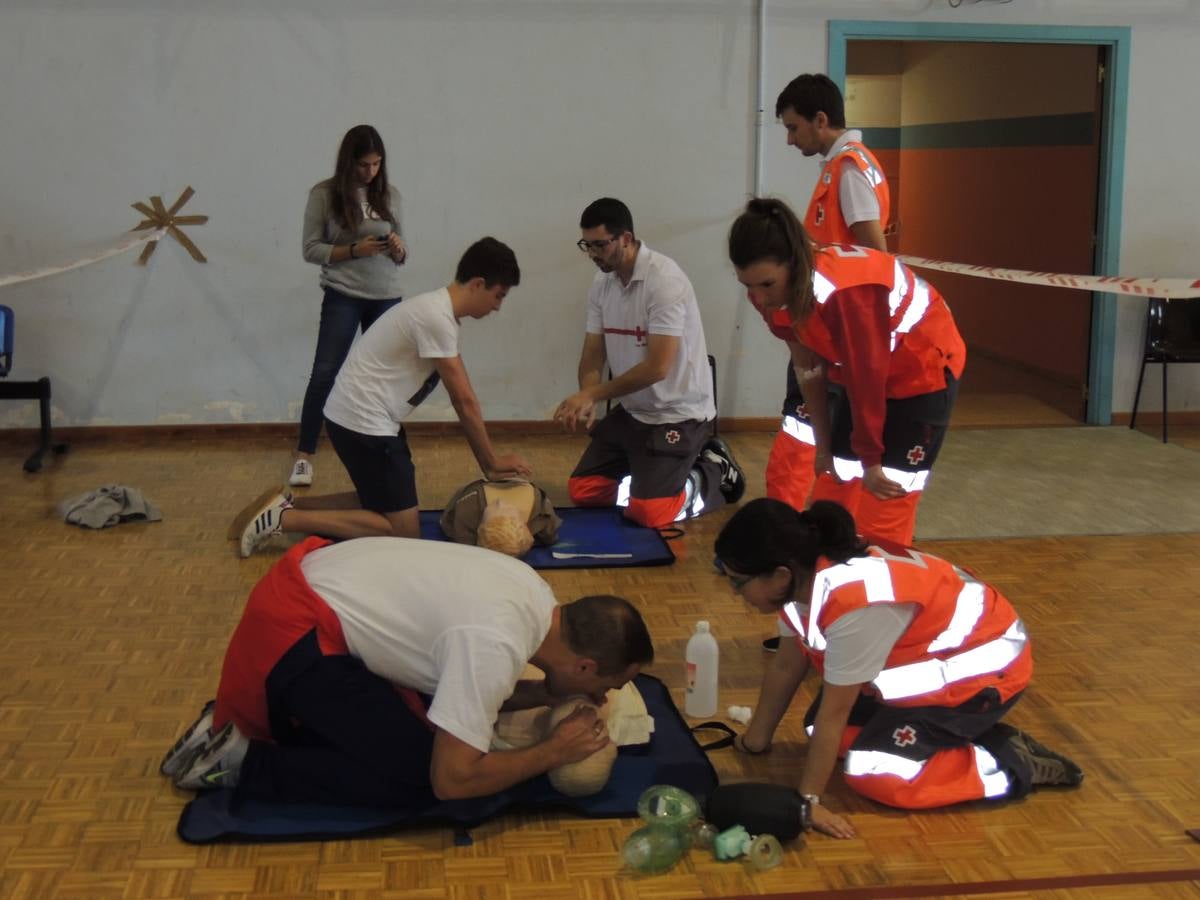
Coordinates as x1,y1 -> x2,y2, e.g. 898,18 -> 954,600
232,487 -> 293,558
174,720 -> 250,790
288,458 -> 313,487
160,700 -> 216,778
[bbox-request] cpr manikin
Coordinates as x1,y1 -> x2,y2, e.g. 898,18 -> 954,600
440,479 -> 561,558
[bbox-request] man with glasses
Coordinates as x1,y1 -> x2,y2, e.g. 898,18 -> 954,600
553,197 -> 744,529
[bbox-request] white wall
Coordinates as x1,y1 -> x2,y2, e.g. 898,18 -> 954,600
1,0 -> 1198,427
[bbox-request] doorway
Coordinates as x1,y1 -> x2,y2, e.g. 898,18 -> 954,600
829,22 -> 1131,426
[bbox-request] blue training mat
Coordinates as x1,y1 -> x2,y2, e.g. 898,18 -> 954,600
176,674 -> 716,844
418,506 -> 675,569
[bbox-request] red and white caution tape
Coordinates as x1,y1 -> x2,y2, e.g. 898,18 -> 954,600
0,228 -> 166,290
898,254 -> 1200,300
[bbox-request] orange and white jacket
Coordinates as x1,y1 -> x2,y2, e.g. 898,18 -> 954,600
754,246 -> 966,466
805,139 -> 891,245
799,245 -> 966,399
781,545 -> 1032,708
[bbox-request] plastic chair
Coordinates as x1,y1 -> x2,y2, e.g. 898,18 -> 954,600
0,305 -> 69,471
1130,297 -> 1200,443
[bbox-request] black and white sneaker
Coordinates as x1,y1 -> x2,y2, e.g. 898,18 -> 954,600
702,436 -> 746,503
174,720 -> 250,791
231,486 -> 293,558
160,699 -> 216,778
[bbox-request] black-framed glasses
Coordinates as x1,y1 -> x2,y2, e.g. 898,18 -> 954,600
576,236 -> 621,253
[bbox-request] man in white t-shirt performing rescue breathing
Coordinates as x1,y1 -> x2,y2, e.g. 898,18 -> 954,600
233,237 -> 532,557
161,536 -> 654,804
554,197 -> 744,529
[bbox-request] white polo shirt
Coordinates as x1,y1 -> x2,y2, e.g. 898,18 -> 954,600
585,244 -> 715,425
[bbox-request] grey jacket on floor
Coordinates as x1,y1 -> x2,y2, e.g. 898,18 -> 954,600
59,485 -> 162,529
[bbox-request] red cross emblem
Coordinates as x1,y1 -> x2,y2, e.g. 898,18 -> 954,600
665,429 -> 681,444
795,402 -> 808,419
892,725 -> 917,748
906,445 -> 926,466
814,205 -> 825,226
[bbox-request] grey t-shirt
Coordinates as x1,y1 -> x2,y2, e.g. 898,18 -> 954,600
302,179 -> 406,300
780,601 -> 916,686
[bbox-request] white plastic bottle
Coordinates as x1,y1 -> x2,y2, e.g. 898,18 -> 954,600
685,621 -> 719,718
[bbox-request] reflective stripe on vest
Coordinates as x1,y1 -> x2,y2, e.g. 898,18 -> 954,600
871,618 -> 1028,702
845,144 -> 888,190
785,552 -> 1028,701
812,254 -> 935,354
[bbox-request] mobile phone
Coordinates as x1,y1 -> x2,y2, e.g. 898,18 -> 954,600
375,233 -> 391,242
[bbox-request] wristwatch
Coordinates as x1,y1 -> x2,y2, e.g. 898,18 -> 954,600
799,792 -> 819,831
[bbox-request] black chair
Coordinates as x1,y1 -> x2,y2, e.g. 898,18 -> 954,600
0,305 -> 69,472
1130,296 -> 1200,443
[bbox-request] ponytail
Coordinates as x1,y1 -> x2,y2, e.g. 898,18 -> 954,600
803,500 -> 865,564
714,498 -> 865,577
727,197 -> 816,323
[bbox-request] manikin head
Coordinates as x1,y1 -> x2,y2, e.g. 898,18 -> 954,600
476,500 -> 535,557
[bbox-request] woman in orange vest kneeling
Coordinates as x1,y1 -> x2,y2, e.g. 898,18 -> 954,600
728,197 -> 965,545
715,498 -> 1082,838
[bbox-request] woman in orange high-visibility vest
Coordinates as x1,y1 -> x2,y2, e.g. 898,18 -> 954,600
715,498 -> 1082,839
728,197 -> 966,545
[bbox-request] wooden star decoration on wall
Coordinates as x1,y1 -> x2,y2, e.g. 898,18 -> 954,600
131,186 -> 208,264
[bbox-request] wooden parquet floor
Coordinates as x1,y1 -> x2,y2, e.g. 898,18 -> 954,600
1,428 -> 1199,899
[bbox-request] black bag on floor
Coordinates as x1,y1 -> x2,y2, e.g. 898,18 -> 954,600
705,782 -> 811,841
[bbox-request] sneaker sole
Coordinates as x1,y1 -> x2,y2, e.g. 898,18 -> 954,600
227,484 -> 288,541
159,701 -> 216,778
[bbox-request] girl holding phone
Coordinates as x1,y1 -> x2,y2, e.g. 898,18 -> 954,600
292,125 -> 408,487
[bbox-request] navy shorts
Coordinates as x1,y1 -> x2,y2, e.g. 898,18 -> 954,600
324,418 -> 418,514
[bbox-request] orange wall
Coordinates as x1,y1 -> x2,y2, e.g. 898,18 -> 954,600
899,146 -> 1097,380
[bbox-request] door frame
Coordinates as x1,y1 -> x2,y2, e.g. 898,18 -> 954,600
828,21 -> 1131,425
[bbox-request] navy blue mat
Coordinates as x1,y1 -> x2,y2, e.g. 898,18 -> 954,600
418,506 -> 675,569
177,674 -> 715,844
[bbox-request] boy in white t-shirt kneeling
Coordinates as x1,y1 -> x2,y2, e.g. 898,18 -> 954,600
233,238 -> 531,558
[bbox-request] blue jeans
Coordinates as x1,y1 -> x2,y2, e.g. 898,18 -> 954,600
296,288 -> 402,454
